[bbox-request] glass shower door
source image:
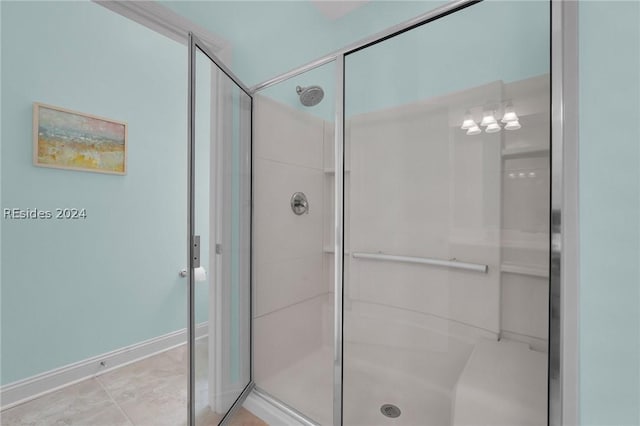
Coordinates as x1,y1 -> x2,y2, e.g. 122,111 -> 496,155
342,1 -> 551,425
251,61 -> 336,425
188,34 -> 252,425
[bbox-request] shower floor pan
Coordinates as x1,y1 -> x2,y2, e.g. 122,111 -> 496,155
256,302 -> 546,425
258,303 -> 478,425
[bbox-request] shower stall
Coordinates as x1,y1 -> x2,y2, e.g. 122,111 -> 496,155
187,0 -> 562,425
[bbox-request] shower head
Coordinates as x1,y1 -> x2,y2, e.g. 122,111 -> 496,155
296,85 -> 324,107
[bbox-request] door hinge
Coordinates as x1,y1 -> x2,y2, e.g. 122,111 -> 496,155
192,235 -> 201,268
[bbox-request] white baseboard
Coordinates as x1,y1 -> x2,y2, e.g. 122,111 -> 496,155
1,323 -> 208,411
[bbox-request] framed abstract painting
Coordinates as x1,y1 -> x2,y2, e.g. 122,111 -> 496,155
33,103 -> 127,175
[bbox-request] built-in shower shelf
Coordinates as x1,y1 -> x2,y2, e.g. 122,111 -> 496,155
500,262 -> 549,278
501,146 -> 550,159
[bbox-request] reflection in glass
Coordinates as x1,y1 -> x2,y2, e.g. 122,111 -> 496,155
343,1 -> 550,424
194,47 -> 252,424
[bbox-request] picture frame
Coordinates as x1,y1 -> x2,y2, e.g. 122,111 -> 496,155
33,102 -> 127,175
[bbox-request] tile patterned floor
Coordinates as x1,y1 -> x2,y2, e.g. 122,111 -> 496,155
1,340 -> 267,426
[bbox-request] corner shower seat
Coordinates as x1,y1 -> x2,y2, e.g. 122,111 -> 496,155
451,339 -> 547,426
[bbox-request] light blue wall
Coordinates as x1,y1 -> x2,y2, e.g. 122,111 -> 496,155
161,0 -> 448,87
162,1 -> 449,122
579,1 -> 640,424
0,1 -> 210,385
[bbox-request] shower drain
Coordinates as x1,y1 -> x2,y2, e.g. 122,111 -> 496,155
380,404 -> 401,418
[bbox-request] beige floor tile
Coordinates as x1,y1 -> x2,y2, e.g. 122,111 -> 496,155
1,342 -> 267,426
227,408 -> 269,426
1,379 -> 131,426
97,350 -> 188,426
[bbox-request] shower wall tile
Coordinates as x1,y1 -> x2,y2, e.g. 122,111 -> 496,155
502,112 -> 550,165
503,156 -> 548,171
502,167 -> 550,234
353,243 -> 501,333
322,121 -> 335,170
252,156 -> 324,314
252,95 -> 329,390
253,294 -> 327,383
254,254 -> 325,317
324,252 -> 335,294
347,110 -> 451,255
499,111 -> 550,344
322,121 -> 340,296
345,103 -> 501,333
447,242 -> 501,332
253,95 -> 324,170
252,158 -> 323,264
450,129 -> 502,231
322,121 -> 335,248
501,273 -> 549,340
501,241 -> 549,266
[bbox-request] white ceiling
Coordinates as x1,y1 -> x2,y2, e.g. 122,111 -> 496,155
309,0 -> 370,20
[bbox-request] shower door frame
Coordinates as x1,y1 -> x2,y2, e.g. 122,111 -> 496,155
249,0 -> 579,425
187,32 -> 255,426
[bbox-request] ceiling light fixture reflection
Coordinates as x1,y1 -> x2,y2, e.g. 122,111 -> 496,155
501,104 -> 519,123
480,111 -> 497,127
505,120 -> 522,130
461,111 -> 477,130
466,125 -> 481,136
461,103 -> 522,136
461,118 -> 477,130
485,122 -> 501,133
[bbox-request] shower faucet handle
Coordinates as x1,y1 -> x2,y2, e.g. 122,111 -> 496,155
291,192 -> 309,215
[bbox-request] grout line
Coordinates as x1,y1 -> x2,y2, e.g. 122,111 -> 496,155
349,299 -> 499,337
501,329 -> 549,343
254,252 -> 326,268
95,377 -> 136,426
254,292 -> 331,319
255,155 -> 325,173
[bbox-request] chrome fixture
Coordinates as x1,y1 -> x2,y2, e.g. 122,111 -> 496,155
351,252 -> 488,273
380,404 -> 402,418
296,85 -> 324,106
290,192 -> 309,215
